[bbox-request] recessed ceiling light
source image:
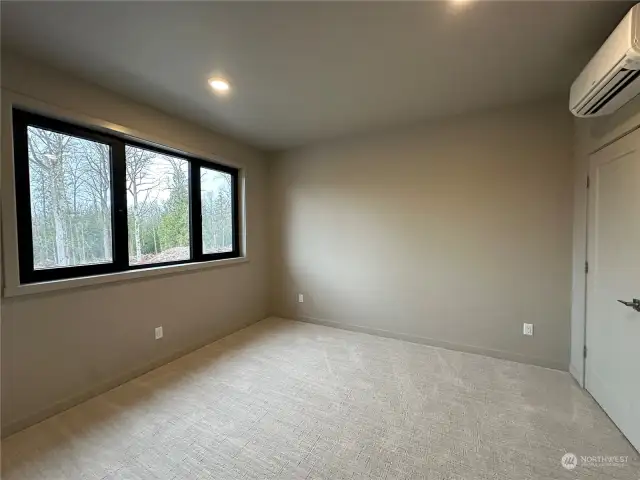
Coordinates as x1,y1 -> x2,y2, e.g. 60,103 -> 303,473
449,0 -> 474,12
208,77 -> 230,93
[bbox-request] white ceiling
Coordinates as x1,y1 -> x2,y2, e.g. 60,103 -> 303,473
0,1 -> 633,150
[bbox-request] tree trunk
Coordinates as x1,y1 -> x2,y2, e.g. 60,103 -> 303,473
80,223 -> 87,263
102,208 -> 110,259
52,204 -> 68,266
133,221 -> 141,261
131,183 -> 142,262
133,204 -> 142,262
40,178 -> 48,265
51,173 -> 68,266
50,152 -> 70,266
153,227 -> 158,254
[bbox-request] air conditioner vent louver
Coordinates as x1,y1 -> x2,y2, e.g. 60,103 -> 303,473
580,68 -> 640,116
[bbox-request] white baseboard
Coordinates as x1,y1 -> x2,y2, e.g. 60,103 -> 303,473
297,315 -> 568,371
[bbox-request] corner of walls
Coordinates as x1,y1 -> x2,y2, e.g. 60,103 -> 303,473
268,99 -> 574,371
266,150 -> 292,320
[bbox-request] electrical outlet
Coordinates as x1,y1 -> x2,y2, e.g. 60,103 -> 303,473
523,323 -> 534,336
155,326 -> 163,340
298,293 -> 304,303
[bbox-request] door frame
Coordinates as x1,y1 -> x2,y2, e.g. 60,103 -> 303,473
581,127 -> 640,453
577,122 -> 640,389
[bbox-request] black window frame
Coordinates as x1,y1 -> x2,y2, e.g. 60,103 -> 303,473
13,108 -> 241,285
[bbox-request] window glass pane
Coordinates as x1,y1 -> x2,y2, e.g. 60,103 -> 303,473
27,126 -> 113,270
201,168 -> 233,254
126,146 -> 190,265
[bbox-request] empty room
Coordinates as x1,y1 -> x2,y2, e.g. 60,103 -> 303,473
1,1 -> 639,479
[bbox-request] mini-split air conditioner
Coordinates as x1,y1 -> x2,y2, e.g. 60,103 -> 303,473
570,4 -> 640,117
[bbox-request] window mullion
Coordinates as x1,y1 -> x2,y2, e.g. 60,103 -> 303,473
111,140 -> 129,271
190,162 -> 203,261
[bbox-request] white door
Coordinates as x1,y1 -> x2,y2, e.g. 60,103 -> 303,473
586,127 -> 640,452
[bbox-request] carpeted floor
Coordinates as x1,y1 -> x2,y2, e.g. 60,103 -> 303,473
2,317 -> 638,479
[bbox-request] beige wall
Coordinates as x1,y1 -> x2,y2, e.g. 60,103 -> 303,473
270,100 -> 574,370
571,93 -> 640,386
1,52 -> 269,435
0,51 -> 582,436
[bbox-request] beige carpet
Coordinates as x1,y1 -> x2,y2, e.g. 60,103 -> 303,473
2,317 -> 638,479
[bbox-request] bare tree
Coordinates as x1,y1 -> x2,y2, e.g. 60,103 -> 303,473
27,127 -> 73,266
83,142 -> 112,258
125,146 -> 160,262
65,141 -> 89,264
29,164 -> 52,266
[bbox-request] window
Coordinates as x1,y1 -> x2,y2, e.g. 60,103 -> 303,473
25,126 -> 113,270
125,146 -> 190,266
13,109 -> 240,284
200,167 -> 233,254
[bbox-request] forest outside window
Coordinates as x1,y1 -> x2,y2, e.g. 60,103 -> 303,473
25,125 -> 113,270
125,146 -> 191,266
13,109 -> 241,285
200,167 -> 233,255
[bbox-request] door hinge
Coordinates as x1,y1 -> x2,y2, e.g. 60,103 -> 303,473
585,261 -> 589,274
583,345 -> 587,358
587,176 -> 590,189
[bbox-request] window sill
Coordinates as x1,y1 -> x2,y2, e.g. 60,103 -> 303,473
3,256 -> 249,298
